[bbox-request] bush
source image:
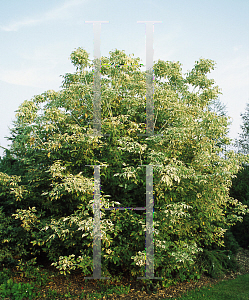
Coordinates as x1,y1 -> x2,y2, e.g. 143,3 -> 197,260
0,47 -> 249,286
222,229 -> 240,255
195,248 -> 239,279
229,163 -> 249,249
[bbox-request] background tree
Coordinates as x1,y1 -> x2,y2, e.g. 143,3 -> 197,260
226,102 -> 249,249
0,48 -> 249,287
233,102 -> 249,156
207,97 -> 230,160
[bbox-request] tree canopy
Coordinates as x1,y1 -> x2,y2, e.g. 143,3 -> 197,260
1,47 -> 249,286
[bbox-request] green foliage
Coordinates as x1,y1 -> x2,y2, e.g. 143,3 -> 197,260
229,102 -> 249,250
195,248 -> 239,279
70,47 -> 91,71
229,163 -> 249,249
0,278 -> 36,300
222,229 -> 240,255
0,47 -> 249,287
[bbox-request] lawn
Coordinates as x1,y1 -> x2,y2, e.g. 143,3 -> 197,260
173,273 -> 249,300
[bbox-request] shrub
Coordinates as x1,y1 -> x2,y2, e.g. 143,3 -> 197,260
0,48 -> 249,286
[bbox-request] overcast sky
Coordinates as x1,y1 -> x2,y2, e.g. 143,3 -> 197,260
0,0 -> 248,158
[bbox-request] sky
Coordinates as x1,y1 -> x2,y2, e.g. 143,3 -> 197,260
0,0 -> 248,158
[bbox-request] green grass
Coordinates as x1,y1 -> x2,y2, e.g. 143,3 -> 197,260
173,273 -> 249,300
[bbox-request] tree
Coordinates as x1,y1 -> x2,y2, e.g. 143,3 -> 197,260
233,102 -> 249,158
0,47 -> 249,286
228,163 -> 249,249
227,102 -> 249,249
206,98 -> 230,160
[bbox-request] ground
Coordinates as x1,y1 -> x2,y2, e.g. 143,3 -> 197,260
1,247 -> 249,299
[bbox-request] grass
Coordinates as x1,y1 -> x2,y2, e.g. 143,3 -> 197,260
174,273 -> 249,299
0,259 -> 248,300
